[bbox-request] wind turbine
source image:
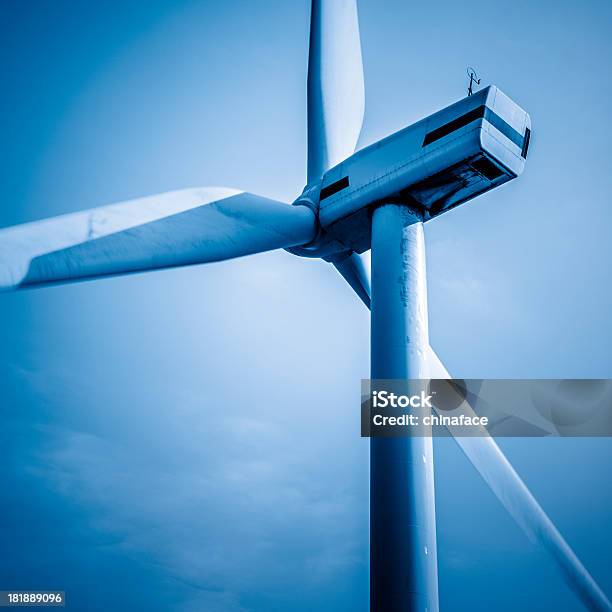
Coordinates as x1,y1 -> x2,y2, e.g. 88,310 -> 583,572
0,1 -> 609,610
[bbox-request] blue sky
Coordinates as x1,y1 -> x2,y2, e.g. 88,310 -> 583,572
0,0 -> 611,610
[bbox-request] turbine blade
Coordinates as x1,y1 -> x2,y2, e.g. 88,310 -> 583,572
330,251 -> 370,307
427,347 -> 612,612
0,188 -> 315,290
351,258 -> 610,608
307,0 -> 365,183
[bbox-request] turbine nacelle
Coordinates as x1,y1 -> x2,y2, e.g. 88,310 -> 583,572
290,85 -> 531,260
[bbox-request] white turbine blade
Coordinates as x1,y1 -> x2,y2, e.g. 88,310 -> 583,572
0,188 -> 316,290
307,0 -> 365,183
330,251 -> 370,307
427,347 -> 612,612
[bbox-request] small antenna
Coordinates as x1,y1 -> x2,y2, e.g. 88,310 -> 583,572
466,66 -> 481,96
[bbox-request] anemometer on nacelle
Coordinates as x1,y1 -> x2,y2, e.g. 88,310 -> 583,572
290,85 -> 531,260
